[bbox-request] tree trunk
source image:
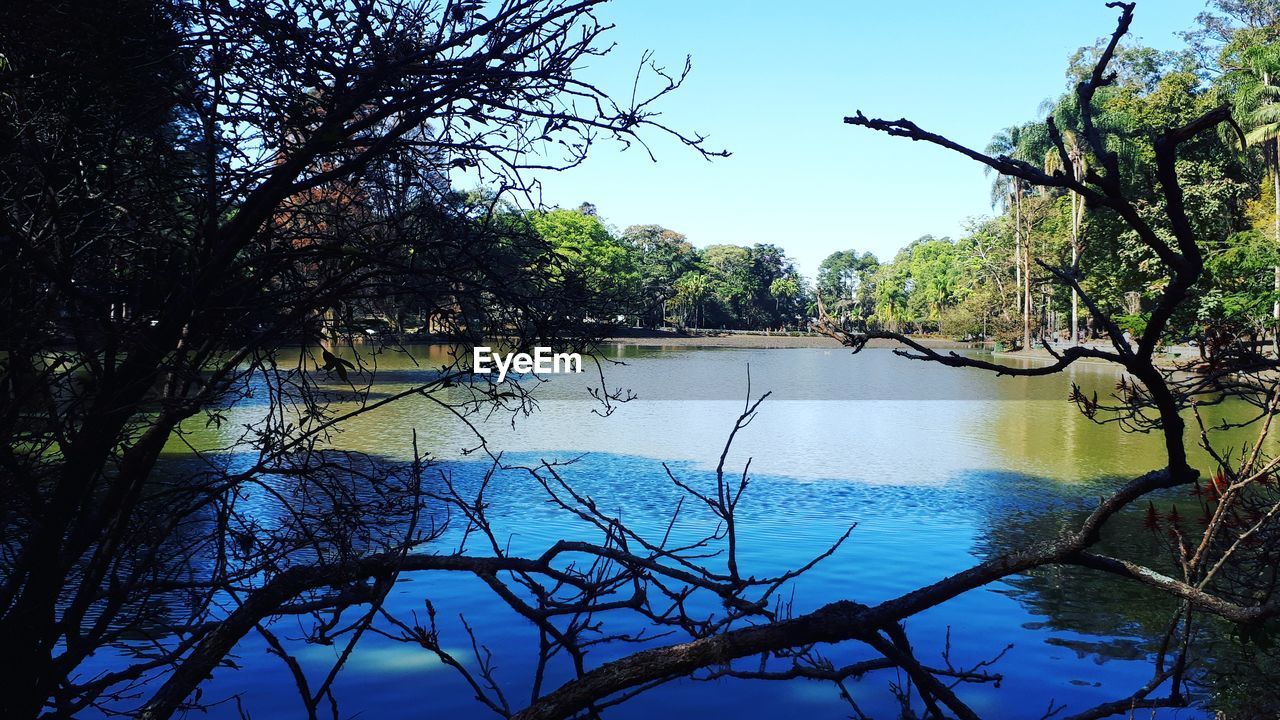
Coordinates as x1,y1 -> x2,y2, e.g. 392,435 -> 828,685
1070,190 -> 1081,345
1014,189 -> 1022,344
1273,137 -> 1279,355
1018,185 -> 1031,351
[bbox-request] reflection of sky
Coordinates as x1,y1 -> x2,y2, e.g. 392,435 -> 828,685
127,346 -> 1242,718
172,345 -> 1270,484
76,455 -> 1208,719
293,643 -> 470,674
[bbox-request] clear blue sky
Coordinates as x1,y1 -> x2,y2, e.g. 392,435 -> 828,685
527,0 -> 1209,279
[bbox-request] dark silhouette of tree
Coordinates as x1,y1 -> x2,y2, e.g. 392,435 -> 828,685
0,0 -> 726,716
505,5 -> 1280,719
6,2 -> 1280,719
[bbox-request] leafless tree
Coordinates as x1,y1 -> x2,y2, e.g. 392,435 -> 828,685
0,0 -> 728,716
7,1 -> 1280,719
496,4 -> 1280,719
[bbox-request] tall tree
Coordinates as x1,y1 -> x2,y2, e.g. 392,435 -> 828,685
530,208 -> 640,320
0,0 -> 721,715
672,270 -> 711,328
1042,123 -> 1090,343
986,124 -> 1046,348
1234,42 -> 1280,341
817,249 -> 879,323
769,276 -> 800,314
622,224 -> 697,326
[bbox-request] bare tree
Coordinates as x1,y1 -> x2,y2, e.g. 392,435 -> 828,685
6,1 -> 1280,719
0,0 -> 724,716
494,4 -> 1280,719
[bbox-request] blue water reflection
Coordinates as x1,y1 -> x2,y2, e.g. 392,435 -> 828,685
73,346 -> 1241,718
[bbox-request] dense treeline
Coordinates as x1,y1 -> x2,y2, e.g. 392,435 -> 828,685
21,0 -> 1278,345
0,0 -> 725,714
544,1 -> 1280,348
522,203 -> 810,330
816,1 -> 1280,352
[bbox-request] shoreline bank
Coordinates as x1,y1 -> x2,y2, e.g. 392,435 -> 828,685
601,330 -> 973,350
601,332 -> 1199,366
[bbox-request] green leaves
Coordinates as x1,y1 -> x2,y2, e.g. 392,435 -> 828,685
529,208 -> 641,312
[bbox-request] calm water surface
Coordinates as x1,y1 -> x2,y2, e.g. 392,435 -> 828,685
85,345 -> 1266,718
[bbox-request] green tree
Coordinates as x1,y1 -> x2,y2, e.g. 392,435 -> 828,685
1040,121 -> 1089,343
748,243 -> 804,327
621,224 -> 697,326
906,237 -> 967,321
871,256 -> 913,332
672,271 -> 711,328
769,276 -> 800,317
530,208 -> 640,319
817,249 -> 879,322
700,244 -> 753,327
986,124 -> 1039,348
1232,41 -> 1280,335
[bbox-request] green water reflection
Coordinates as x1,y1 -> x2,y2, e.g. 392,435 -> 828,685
146,344 -> 1278,717
168,344 -> 1275,486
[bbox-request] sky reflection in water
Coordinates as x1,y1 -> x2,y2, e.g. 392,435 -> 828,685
82,345 -> 1251,718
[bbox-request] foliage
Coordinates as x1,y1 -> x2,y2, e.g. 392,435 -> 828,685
811,8 -> 1277,348
0,0 -> 722,715
529,208 -> 640,318
527,214 -> 813,330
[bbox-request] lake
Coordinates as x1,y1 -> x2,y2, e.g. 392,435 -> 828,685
80,344 -> 1268,718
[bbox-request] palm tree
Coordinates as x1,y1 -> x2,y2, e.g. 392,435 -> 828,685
1038,88 -> 1151,346
986,124 -> 1039,350
1238,42 -> 1280,344
1042,126 -> 1088,344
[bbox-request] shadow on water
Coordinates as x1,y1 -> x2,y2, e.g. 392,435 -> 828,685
78,454 -> 1243,718
74,345 -> 1280,717
978,478 -> 1280,717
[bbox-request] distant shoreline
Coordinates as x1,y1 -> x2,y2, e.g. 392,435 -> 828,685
601,330 -> 972,350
